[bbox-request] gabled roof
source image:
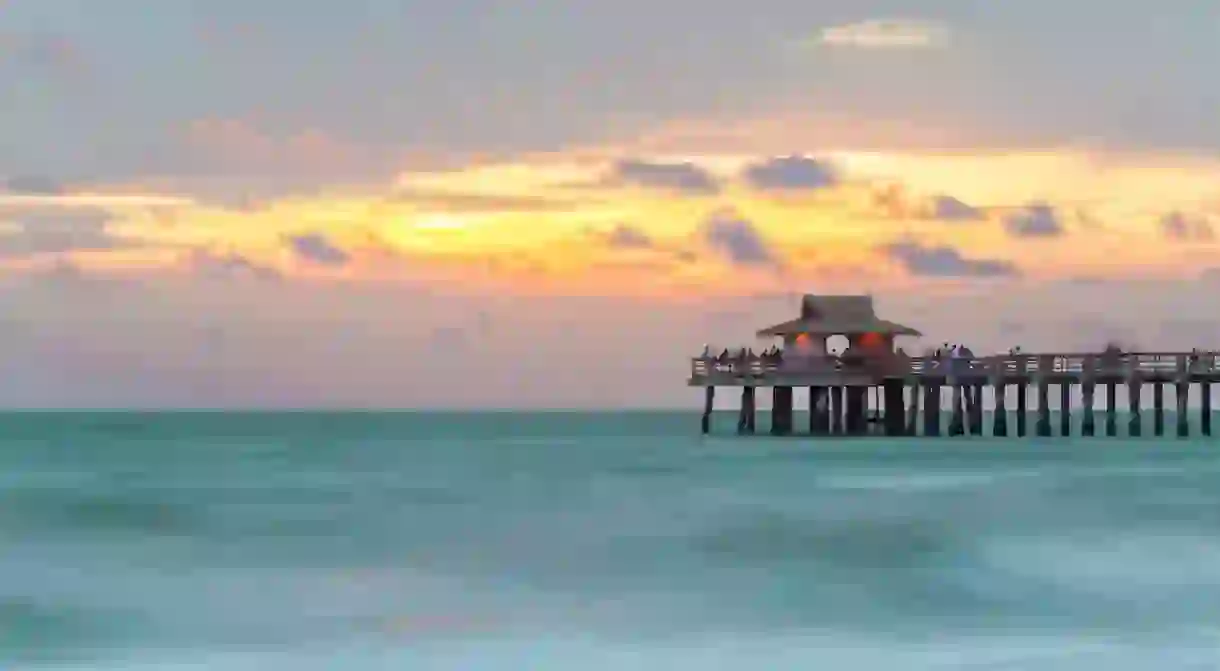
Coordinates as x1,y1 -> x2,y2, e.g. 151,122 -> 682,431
755,294 -> 922,338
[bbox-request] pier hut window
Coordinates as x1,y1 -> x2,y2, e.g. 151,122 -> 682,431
826,334 -> 849,354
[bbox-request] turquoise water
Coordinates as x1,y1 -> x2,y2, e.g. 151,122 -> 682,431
4,411 -> 1220,669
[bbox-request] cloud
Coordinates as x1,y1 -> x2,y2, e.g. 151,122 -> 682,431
603,224 -> 655,249
1159,211 -> 1214,242
0,210 -> 138,259
741,155 -> 837,191
3,175 -> 64,194
185,248 -> 281,281
881,241 -> 1019,278
1003,202 -> 1064,237
931,195 -> 983,221
699,210 -> 777,268
870,187 -> 984,221
0,174 -> 194,210
0,192 -> 194,209
606,159 -> 720,194
285,233 -> 351,267
817,19 -> 949,50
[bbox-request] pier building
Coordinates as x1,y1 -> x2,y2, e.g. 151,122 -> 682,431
689,294 -> 1220,438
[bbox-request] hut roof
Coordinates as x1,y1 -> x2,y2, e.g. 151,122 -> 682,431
755,294 -> 922,338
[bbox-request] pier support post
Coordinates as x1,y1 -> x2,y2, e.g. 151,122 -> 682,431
969,384 -> 985,435
701,386 -> 715,435
1016,382 -> 1028,437
830,386 -> 844,435
1153,383 -> 1165,437
1176,381 -> 1190,438
1128,377 -> 1142,437
905,385 -> 919,436
923,382 -> 942,437
859,386 -> 870,435
845,386 -> 867,436
1105,382 -> 1118,437
949,383 -> 965,436
809,386 -> 828,435
993,379 -> 1008,437
883,379 -> 906,437
741,390 -> 751,436
1203,382 -> 1212,436
737,387 -> 756,435
1036,380 -> 1052,437
1081,381 -> 1096,437
771,386 -> 793,436
1060,383 -> 1072,436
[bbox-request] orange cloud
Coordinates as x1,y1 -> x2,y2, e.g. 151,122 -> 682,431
14,112 -> 1219,298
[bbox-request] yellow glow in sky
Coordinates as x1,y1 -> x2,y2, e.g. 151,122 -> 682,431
6,131 -> 1219,298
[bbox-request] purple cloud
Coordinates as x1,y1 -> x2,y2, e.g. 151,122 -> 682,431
285,233 -> 350,266
608,159 -> 719,194
882,241 -> 1019,277
1003,202 -> 1063,237
700,210 -> 777,267
931,195 -> 983,221
741,156 -> 837,190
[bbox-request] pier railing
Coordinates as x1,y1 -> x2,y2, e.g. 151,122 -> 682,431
690,352 -> 1220,380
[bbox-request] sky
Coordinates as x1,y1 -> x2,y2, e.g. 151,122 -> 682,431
2,0 -> 1220,408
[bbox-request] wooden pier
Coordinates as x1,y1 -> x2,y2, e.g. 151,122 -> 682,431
690,294 -> 1220,438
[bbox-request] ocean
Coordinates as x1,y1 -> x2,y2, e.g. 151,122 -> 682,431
4,410 -> 1220,669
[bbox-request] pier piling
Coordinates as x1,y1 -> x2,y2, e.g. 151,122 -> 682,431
810,386 -> 828,435
1176,381 -> 1190,438
1036,380 -> 1052,437
1016,382 -> 1028,437
905,386 -> 919,436
1203,382 -> 1213,437
1153,383 -> 1165,437
737,387 -> 756,434
949,384 -> 965,436
771,386 -> 793,436
969,384 -> 984,435
1105,382 -> 1117,437
1082,381 -> 1096,437
1060,383 -> 1072,436
701,386 -> 714,435
923,383 -> 941,437
830,387 -> 844,435
993,379 -> 1008,437
845,386 -> 866,435
883,379 -> 905,436
1129,377 -> 1142,437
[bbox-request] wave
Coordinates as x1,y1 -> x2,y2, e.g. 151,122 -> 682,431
35,630 -> 1220,671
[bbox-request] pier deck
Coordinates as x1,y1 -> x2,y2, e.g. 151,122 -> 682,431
690,352 -> 1220,386
692,352 -> 1220,439
690,293 -> 1220,438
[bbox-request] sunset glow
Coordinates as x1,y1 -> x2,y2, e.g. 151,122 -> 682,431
9,145 -> 1212,298
4,1 -> 1220,406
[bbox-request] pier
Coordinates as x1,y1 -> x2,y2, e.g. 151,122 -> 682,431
690,294 -> 1220,438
